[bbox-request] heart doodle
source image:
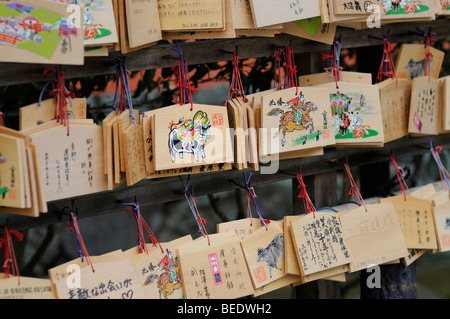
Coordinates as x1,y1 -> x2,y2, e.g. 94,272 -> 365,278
122,290 -> 134,299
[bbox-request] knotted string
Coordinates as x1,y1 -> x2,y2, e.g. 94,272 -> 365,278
242,172 -> 269,230
344,164 -> 367,211
41,68 -> 75,136
430,139 -> 450,190
227,50 -> 248,104
171,41 -> 197,111
297,172 -> 316,218
322,39 -> 343,89
0,226 -> 23,285
123,200 -> 163,254
390,154 -> 410,201
180,175 -> 209,244
112,55 -> 136,127
421,28 -> 435,82
284,44 -> 299,95
68,211 -> 94,272
376,34 -> 397,84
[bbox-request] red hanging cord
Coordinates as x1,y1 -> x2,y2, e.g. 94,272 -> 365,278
322,40 -> 342,89
0,111 -> 4,127
297,173 -> 316,218
0,226 -> 23,285
69,212 -> 94,272
424,32 -> 435,82
227,51 -> 249,104
390,154 -> 410,201
344,164 -> 367,211
376,36 -> 397,85
273,46 -> 284,90
285,45 -> 299,95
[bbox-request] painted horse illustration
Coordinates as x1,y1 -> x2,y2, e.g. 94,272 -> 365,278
267,94 -> 318,147
143,250 -> 183,299
168,110 -> 211,163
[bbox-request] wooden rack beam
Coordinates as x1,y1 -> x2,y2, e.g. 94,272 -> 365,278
1,132 -> 449,232
0,19 -> 449,87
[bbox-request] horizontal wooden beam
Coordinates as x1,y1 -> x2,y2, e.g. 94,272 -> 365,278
0,19 -> 448,87
1,132 -> 449,232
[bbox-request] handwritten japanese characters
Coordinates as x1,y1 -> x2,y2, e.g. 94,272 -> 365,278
408,76 -> 440,135
125,0 -> 162,48
290,212 -> 352,277
177,234 -> 254,299
380,195 -> 438,250
338,204 -> 409,272
0,276 -> 54,299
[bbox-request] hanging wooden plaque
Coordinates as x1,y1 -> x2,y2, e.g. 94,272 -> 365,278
379,195 -> 438,250
395,43 -> 444,81
177,233 -> 254,299
0,276 -> 54,299
338,203 -> 409,272
290,212 -> 352,277
125,0 -> 162,48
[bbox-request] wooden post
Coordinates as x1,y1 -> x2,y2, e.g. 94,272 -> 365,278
359,161 -> 418,299
292,171 -> 340,299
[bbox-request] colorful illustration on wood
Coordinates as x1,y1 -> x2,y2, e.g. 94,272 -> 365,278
441,0 -> 450,11
168,110 -> 211,163
0,2 -> 77,58
143,249 -> 183,299
382,0 -> 430,14
330,91 -> 379,140
256,233 -> 284,279
49,0 -> 117,44
266,92 -> 319,147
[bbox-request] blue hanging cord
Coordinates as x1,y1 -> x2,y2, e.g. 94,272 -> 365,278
243,171 -> 268,230
180,175 -> 206,237
430,139 -> 450,189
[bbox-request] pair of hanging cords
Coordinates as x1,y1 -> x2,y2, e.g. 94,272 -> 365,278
376,34 -> 397,84
123,201 -> 163,254
296,172 -> 316,218
390,154 -> 410,201
0,226 -> 23,284
344,164 -> 367,211
242,172 -> 269,229
68,211 -> 94,272
430,139 -> 450,190
322,39 -> 342,89
423,30 -> 435,82
227,50 -> 248,104
112,56 -> 136,127
40,68 -> 75,135
180,176 -> 209,244
171,42 -> 197,111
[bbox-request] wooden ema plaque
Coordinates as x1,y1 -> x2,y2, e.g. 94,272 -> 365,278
395,44 -> 445,81
158,0 -> 226,32
379,195 -> 438,250
408,76 -> 440,135
439,76 -> 450,133
28,121 -> 108,202
132,235 -> 193,299
290,212 -> 352,278
0,0 -> 84,65
125,0 -> 162,48
248,0 -> 321,28
377,78 -> 412,143
19,98 -> 87,131
338,203 -> 409,272
153,103 -> 233,171
431,196 -> 450,252
240,223 -> 286,289
260,87 -> 335,157
177,233 -> 254,299
0,276 -> 54,299
217,218 -> 263,241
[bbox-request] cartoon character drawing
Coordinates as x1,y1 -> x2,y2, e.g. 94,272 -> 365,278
266,93 -> 318,147
168,110 -> 211,162
405,58 -> 432,80
143,250 -> 183,299
256,233 -> 284,278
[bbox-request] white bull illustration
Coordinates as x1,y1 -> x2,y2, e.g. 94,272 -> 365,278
168,110 -> 211,163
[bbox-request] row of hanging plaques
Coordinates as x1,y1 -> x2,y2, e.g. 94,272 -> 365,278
0,37 -> 448,217
0,0 -> 449,65
1,177 -> 450,299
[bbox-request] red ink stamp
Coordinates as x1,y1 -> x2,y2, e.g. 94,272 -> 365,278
212,113 -> 224,126
208,253 -> 223,285
254,266 -> 267,283
413,112 -> 423,133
